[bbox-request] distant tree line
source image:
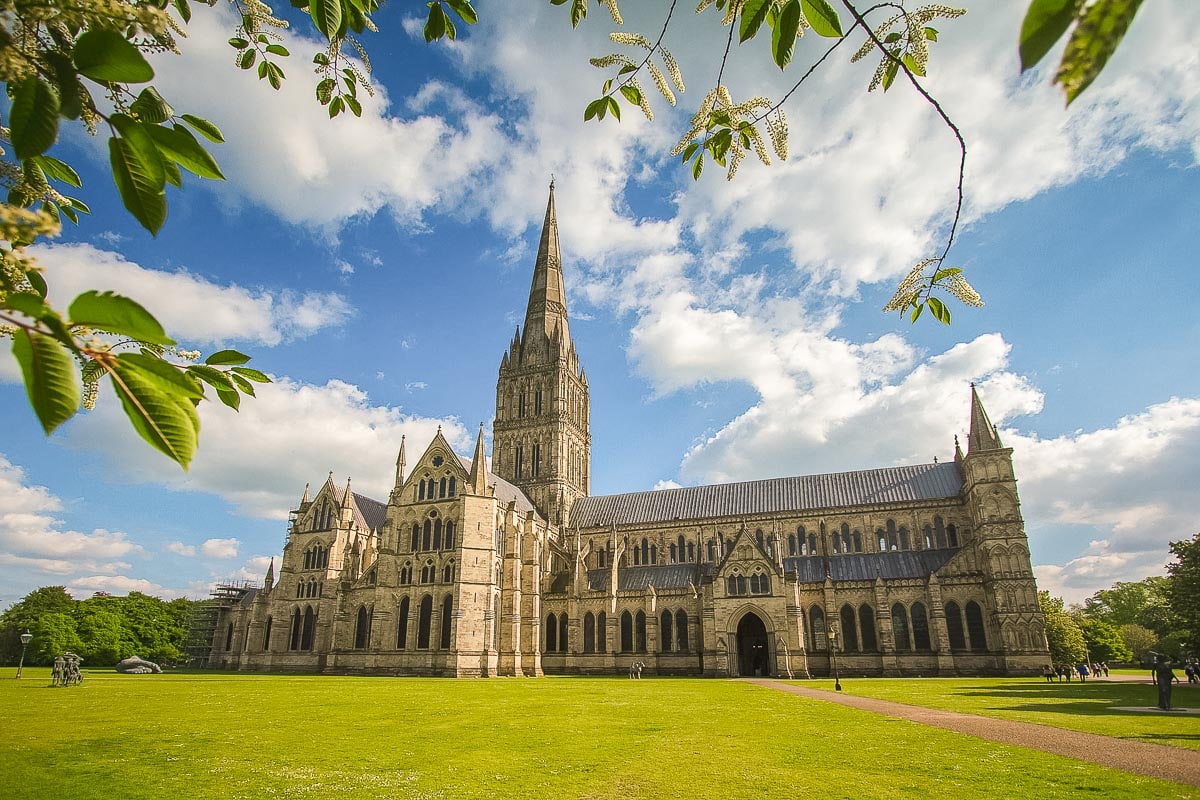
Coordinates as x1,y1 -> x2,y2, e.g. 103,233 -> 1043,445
0,587 -> 194,667
1041,532 -> 1200,666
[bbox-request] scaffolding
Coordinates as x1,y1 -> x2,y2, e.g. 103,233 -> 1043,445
184,581 -> 259,667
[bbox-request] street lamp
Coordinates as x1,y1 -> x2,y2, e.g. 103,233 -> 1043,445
16,630 -> 32,679
827,624 -> 842,692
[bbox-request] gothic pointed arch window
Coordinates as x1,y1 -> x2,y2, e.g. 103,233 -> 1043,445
422,519 -> 432,551
448,477 -> 456,497
788,533 -> 797,555
660,610 -> 673,652
911,602 -> 931,650
899,526 -> 911,550
296,581 -> 303,598
355,605 -> 371,649
620,611 -> 633,652
262,616 -> 272,651
840,605 -> 859,652
225,622 -> 234,651
433,518 -> 443,550
687,541 -> 695,562
301,606 -> 316,650
707,539 -> 716,561
965,601 -> 987,652
417,595 -> 433,649
635,610 -> 647,652
640,538 -> 649,565
559,614 -> 568,653
669,543 -> 678,563
442,560 -> 455,583
650,543 -> 657,563
809,605 -> 826,650
808,532 -> 817,554
397,596 -> 410,650
859,604 -> 877,651
584,612 -> 596,653
421,559 -> 435,584
947,524 -> 959,547
400,561 -> 412,585
675,610 -> 689,650
944,601 -> 966,649
445,521 -> 456,549
303,549 -> 311,570
439,477 -> 447,498
891,603 -> 911,652
290,608 -> 301,650
597,611 -> 607,653
410,524 -> 420,552
440,594 -> 453,649
546,613 -> 558,652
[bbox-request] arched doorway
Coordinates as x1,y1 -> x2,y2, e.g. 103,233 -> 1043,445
736,613 -> 770,677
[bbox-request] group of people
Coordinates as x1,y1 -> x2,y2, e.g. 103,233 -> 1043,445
1041,662 -> 1109,682
1183,661 -> 1199,684
51,653 -> 83,687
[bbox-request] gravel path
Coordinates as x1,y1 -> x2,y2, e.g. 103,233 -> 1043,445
746,678 -> 1200,788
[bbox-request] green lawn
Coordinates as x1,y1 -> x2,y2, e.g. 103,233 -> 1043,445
798,676 -> 1200,750
1,669 -> 1195,799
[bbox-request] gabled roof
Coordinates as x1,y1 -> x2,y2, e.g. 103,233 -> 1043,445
454,456 -> 536,515
570,462 -> 964,529
352,493 -> 387,532
783,548 -> 960,582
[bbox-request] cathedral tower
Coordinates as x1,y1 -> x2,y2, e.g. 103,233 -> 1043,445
493,182 -> 590,525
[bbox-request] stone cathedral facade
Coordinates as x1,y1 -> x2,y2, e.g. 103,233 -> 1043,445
206,185 -> 1049,677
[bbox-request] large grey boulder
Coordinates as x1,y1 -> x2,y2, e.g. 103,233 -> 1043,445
115,656 -> 162,674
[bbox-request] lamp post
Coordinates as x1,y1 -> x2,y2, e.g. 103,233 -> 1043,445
827,624 -> 842,692
16,630 -> 32,679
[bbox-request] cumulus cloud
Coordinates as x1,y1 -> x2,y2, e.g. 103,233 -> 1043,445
28,243 -> 352,346
167,542 -> 197,557
201,538 -> 241,559
64,377 -> 474,519
65,575 -> 185,600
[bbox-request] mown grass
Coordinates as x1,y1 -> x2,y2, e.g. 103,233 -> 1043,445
1,669 -> 1195,800
799,676 -> 1200,750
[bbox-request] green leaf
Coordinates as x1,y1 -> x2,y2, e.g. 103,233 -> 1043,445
344,94 -> 362,116
570,0 -> 587,27
230,372 -> 256,395
329,96 -> 344,118
68,290 -> 175,345
739,0 -> 772,42
584,97 -> 606,121
927,296 -> 951,325
10,78 -> 61,160
772,0 -> 802,69
902,52 -> 925,77
119,352 -> 204,399
25,269 -> 49,298
239,48 -> 257,69
106,354 -> 200,469
215,384 -> 242,410
316,78 -> 336,105
228,37 -> 250,48
163,159 -> 182,188
63,196 -> 91,214
186,364 -> 239,410
680,142 -> 700,162
691,152 -> 704,180
444,0 -> 477,24
61,204 -> 79,224
932,267 -> 962,281
910,302 -> 924,323
619,84 -> 641,105
606,96 -> 620,121
205,349 -> 252,366
143,124 -> 225,180
173,0 -> 192,23
801,0 -> 843,38
882,54 -> 900,90
1055,0 -> 1143,105
46,53 -> 83,121
924,26 -> 938,42
1019,0 -> 1083,72
231,366 -> 270,383
73,30 -> 155,83
108,132 -> 167,234
180,115 -> 225,144
33,155 -> 82,187
12,329 -> 81,434
310,0 -> 344,39
266,44 -> 290,56
3,291 -> 50,318
424,2 -> 446,41
130,86 -> 174,124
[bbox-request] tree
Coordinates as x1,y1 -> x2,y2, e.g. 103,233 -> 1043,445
1039,591 -> 1086,664
1164,533 -> 1200,658
2,0 -> 1146,465
1081,576 -> 1178,636
0,586 -> 76,663
1073,616 -> 1131,664
1119,623 -> 1157,664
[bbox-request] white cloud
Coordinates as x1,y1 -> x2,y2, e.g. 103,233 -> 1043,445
167,542 -> 197,557
28,242 -> 352,346
0,454 -> 143,576
64,377 -> 473,519
201,538 -> 240,559
65,575 -> 185,599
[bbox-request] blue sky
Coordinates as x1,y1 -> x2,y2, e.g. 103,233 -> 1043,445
2,1 -> 1197,609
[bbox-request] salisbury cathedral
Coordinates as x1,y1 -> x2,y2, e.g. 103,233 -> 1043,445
204,185 -> 1049,677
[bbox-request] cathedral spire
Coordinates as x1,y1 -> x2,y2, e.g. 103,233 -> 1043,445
264,557 -> 275,591
300,482 -> 310,505
523,180 -> 570,344
394,436 -> 407,488
967,383 -> 1003,453
342,476 -> 353,507
469,423 -> 489,495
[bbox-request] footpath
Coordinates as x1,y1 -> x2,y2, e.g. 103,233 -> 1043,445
745,678 -> 1200,788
